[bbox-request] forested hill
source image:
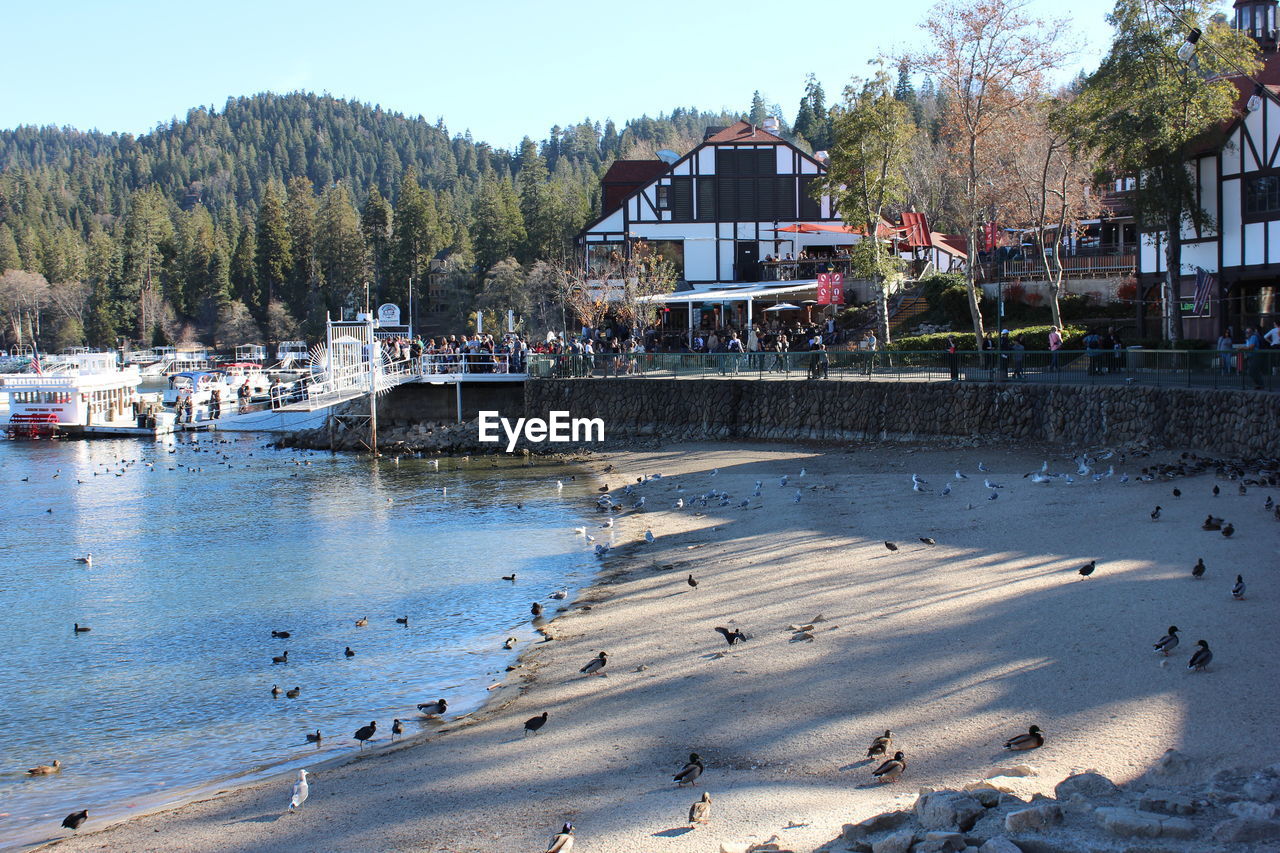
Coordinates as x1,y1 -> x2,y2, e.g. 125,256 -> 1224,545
0,91 -> 761,348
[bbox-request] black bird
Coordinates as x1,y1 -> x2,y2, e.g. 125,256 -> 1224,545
524,711 -> 549,735
1267,496 -> 1275,511
395,615 -> 409,626
866,730 -> 893,759
919,537 -> 936,546
62,810 -> 88,831
1150,505 -> 1162,520
345,646 -> 355,658
73,623 -> 91,633
1188,640 -> 1213,671
1153,625 -> 1180,656
1213,484 -> 1220,497
579,651 -> 607,676
531,602 -> 544,618
1233,574 -> 1247,600
272,650 -> 289,664
1192,558 -> 1206,579
714,626 -> 747,645
1239,483 -> 1248,496
285,686 -> 300,698
1077,560 -> 1096,577
1221,522 -> 1235,538
271,630 -> 291,638
598,484 -> 610,492
391,718 -> 404,741
687,574 -> 698,589
502,573 -> 517,581
353,720 -> 377,748
306,730 -> 322,745
673,752 -> 704,785
884,541 -> 898,551
1203,514 -> 1223,531
417,698 -> 448,716
1172,488 -> 1181,497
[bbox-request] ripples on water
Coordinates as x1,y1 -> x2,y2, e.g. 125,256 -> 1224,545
0,435 -> 596,846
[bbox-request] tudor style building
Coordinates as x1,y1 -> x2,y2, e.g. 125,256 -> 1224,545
577,119 -> 843,287
1139,0 -> 1280,339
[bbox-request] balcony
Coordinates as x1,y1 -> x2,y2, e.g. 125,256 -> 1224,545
978,247 -> 1135,283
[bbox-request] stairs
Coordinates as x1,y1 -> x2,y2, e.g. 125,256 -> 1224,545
889,289 -> 931,336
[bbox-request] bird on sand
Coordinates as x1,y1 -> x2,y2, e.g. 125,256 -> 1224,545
1188,640 -> 1213,671
1077,560 -> 1096,578
1172,488 -> 1181,497
919,537 -> 936,546
417,699 -> 447,716
289,769 -> 309,811
550,589 -> 568,600
524,711 -> 549,735
1192,558 -> 1206,579
1221,522 -> 1235,538
62,810 -> 88,831
73,623 -> 91,633
689,791 -> 712,826
285,687 -> 301,698
272,650 -> 289,664
1151,505 -> 1162,520
1153,626 -> 1180,656
545,822 -> 575,853
687,574 -> 698,589
395,615 -> 409,626
1213,485 -> 1221,497
1004,725 -> 1045,751
27,760 -> 61,775
306,730 -> 322,745
645,529 -> 656,544
74,554 -> 92,566
355,616 -> 368,627
391,719 -> 404,741
344,646 -> 355,658
955,470 -> 968,480
714,626 -> 747,645
353,721 -> 377,748
884,541 -> 898,552
1233,575 -> 1247,600
271,630 -> 291,638
866,730 -> 893,759
578,648 -> 606,676
674,753 -> 704,785
531,602 -> 544,618
1202,515 -> 1223,531
872,751 -> 906,783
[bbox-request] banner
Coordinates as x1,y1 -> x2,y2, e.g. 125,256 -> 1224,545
816,273 -> 831,305
983,222 -> 999,252
830,272 -> 845,305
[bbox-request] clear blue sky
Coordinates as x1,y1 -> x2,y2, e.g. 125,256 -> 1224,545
1,0 -> 1186,148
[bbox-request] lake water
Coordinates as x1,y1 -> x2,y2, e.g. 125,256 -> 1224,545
0,435 -> 597,847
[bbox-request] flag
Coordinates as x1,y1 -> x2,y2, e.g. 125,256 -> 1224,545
1192,267 -> 1216,315
983,222 -> 1000,252
31,351 -> 42,375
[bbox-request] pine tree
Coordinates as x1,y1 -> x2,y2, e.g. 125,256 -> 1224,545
285,176 -> 318,307
749,91 -> 769,126
0,223 -> 23,272
315,182 -> 368,314
517,137 -> 560,261
255,180 -> 292,311
121,186 -> 175,341
231,217 -> 260,309
390,168 -> 437,310
361,186 -> 392,297
473,179 -> 525,273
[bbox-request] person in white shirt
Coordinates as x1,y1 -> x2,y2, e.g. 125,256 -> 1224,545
1265,320 -> 1280,348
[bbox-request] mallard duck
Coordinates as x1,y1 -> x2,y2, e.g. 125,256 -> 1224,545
353,720 -> 377,748
62,810 -> 88,831
867,730 -> 893,759
1233,575 -> 1246,600
1153,626 -> 1180,656
579,651 -> 607,676
872,751 -> 906,783
354,616 -> 368,627
1221,522 -> 1235,538
27,759 -> 61,775
531,602 -> 544,618
688,791 -> 712,825
1188,640 -> 1213,671
1202,515 -> 1222,531
1003,725 -> 1044,751
545,822 -> 574,853
673,752 -> 704,785
1192,558 -> 1205,579
417,698 -> 447,716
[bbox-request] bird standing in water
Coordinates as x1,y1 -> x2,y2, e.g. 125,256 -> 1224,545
289,769 -> 309,811
417,698 -> 447,716
353,720 -> 377,748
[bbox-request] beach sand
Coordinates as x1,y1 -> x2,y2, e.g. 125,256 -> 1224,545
38,442 -> 1280,852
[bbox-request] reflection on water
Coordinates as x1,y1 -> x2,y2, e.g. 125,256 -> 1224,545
0,435 -> 595,846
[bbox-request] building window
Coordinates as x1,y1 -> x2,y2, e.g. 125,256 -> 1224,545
655,185 -> 670,210
1245,174 -> 1280,216
635,240 -> 684,280
586,242 -> 623,272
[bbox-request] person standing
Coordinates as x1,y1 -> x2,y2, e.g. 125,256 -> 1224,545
863,329 -> 878,376
1012,334 -> 1026,379
1048,325 -> 1063,372
1243,326 -> 1265,390
946,336 -> 959,381
1218,328 -> 1235,375
210,387 -> 222,420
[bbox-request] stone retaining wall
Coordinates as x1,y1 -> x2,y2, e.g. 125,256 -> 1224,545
523,379 -> 1279,456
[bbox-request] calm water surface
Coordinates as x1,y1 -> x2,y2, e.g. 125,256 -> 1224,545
0,435 -> 597,847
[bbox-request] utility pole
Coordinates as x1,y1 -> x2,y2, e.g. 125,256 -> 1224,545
367,313 -> 378,456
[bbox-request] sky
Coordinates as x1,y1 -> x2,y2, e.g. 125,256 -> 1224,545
1,0 -> 1150,149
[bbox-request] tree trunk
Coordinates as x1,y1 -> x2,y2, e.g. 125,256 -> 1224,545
966,222 -> 986,346
1162,218 -> 1184,343
877,276 -> 891,345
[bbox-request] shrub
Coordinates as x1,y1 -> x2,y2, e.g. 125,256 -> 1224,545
889,324 -> 1085,351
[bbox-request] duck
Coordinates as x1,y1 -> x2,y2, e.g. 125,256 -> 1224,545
62,810 -> 88,831
344,646 -> 355,658
73,623 -> 91,633
714,626 -> 747,645
1077,560 -> 1096,578
1153,626 -> 1180,656
545,822 -> 575,853
524,711 -> 549,736
866,730 -> 893,759
1003,725 -> 1044,751
872,751 -> 907,783
74,554 -> 92,566
688,791 -> 712,826
353,720 -> 377,748
674,752 -> 704,785
503,637 -> 517,649
1221,522 -> 1235,538
1150,505 -> 1162,520
395,615 -> 409,626
501,573 -> 517,581
285,686 -> 301,698
1202,515 -> 1223,531
417,698 -> 447,716
884,541 -> 898,551
1188,640 -> 1213,671
391,719 -> 404,741
27,759 -> 61,776
272,650 -> 289,664
687,574 -> 698,589
305,730 -> 322,744
354,616 -> 368,627
271,630 -> 291,638
579,651 -> 607,676
1192,558 -> 1206,579
1233,575 -> 1247,600
531,602 -> 544,618
271,685 -> 282,698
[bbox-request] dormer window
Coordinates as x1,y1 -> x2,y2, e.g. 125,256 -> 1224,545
1234,0 -> 1277,44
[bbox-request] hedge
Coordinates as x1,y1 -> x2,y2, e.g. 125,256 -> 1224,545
888,325 -> 1085,351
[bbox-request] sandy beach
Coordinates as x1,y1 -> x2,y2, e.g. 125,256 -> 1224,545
36,441 -> 1280,852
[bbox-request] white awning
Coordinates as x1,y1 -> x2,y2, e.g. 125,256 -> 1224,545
638,281 -> 821,304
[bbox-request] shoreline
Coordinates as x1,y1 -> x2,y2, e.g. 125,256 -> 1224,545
35,441 -> 1280,852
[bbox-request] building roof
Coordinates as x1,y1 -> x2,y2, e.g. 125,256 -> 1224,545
932,233 -> 968,258
601,160 -> 670,185
703,120 -> 790,145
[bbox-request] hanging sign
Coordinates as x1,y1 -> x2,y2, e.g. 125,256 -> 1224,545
830,272 -> 845,305
376,303 -> 401,325
816,273 -> 831,305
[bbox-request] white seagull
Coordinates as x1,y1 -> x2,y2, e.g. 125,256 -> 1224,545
984,479 -> 1004,489
941,483 -> 951,496
645,529 -> 655,543
977,462 -> 989,472
955,470 -> 968,480
798,468 -> 806,477
710,468 -> 719,477
289,769 -> 309,811
556,480 -> 564,490
675,498 -> 684,509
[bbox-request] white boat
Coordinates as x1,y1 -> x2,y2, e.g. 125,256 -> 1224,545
162,370 -> 238,423
275,340 -> 310,370
129,345 -> 214,377
219,362 -> 273,400
0,352 -> 175,438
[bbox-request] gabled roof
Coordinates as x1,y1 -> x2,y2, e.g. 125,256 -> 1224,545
932,233 -> 968,258
703,120 -> 790,145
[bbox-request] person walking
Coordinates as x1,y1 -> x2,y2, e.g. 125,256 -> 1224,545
1012,335 -> 1026,379
1243,326 -> 1266,390
863,330 -> 878,376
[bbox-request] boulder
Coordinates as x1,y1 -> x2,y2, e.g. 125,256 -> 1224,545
1004,804 -> 1063,833
1244,768 -> 1280,803
1229,801 -> 1280,820
1149,748 -> 1191,777
978,839 -> 1023,853
1137,792 -> 1197,815
966,780 -> 1015,795
871,829 -> 915,853
986,765 -> 1037,779
916,791 -> 986,831
1212,817 -> 1280,844
843,810 -> 912,841
914,831 -> 967,852
1053,771 -> 1119,800
1094,807 -> 1195,840
970,788 -> 1004,809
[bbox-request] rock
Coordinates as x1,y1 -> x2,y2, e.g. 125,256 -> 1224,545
986,765 -> 1036,779
916,791 -> 986,831
1244,768 -> 1280,802
1150,749 -> 1191,777
1094,807 -> 1195,840
978,839 -> 1024,853
914,831 -> 967,852
965,780 -> 1015,795
1138,792 -> 1197,815
970,787 -> 1004,808
843,810 -> 912,840
1004,804 -> 1063,833
871,829 -> 915,853
1212,817 -> 1280,843
1229,801 -> 1279,820
1054,772 -> 1120,800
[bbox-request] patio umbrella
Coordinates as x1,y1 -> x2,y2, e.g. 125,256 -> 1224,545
765,303 -> 801,311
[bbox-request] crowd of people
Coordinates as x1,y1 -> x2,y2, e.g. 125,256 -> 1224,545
378,334 -> 530,374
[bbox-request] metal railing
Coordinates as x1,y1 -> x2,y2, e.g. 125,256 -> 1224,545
417,353 -> 523,375
527,349 -> 1279,392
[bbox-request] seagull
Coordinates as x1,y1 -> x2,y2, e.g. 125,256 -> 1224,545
941,483 -> 951,496
545,822 -> 575,853
798,468 -> 807,477
594,543 -> 610,556
601,518 -> 613,529
572,527 -> 586,537
955,470 -> 968,480
1153,626 -> 1180,656
988,491 -> 999,501
353,721 -> 377,748
710,468 -> 718,477
911,474 -> 927,486
645,529 -> 655,543
675,498 -> 684,509
793,490 -> 802,502
913,481 -> 929,493
556,480 -> 563,490
1030,473 -> 1052,484
779,476 -> 788,487
689,791 -> 712,826
289,769 -> 309,811
1233,575 -> 1246,600
978,462 -> 989,472
984,479 -> 1004,489
550,589 -> 568,600
1188,640 -> 1213,671
74,554 -> 92,566
674,753 -> 704,785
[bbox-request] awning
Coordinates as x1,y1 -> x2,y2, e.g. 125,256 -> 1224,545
637,282 -> 821,304
774,223 -> 857,234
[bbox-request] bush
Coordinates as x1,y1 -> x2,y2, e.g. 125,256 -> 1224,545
889,325 -> 1085,351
